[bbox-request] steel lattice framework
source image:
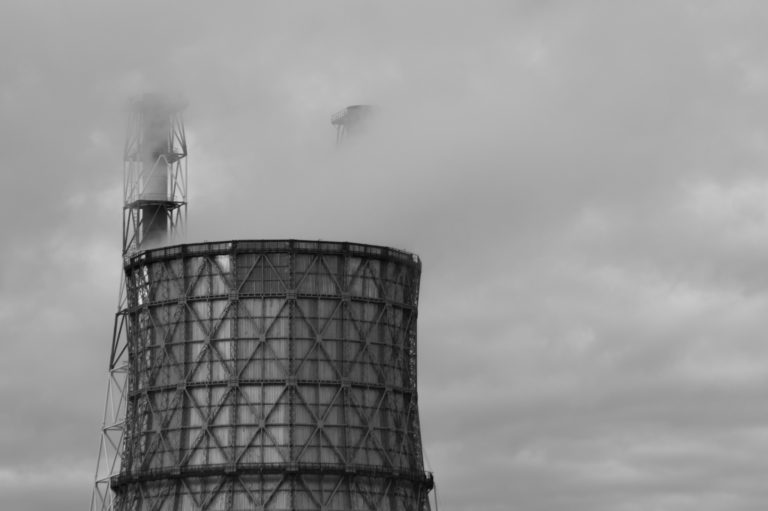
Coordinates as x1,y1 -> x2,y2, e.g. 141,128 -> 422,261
331,105 -> 373,145
92,95 -> 188,511
122,93 -> 188,254
110,240 -> 433,510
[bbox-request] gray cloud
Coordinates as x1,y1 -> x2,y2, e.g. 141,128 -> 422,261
2,1 -> 768,510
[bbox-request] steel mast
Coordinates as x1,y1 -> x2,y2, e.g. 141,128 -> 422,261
122,94 -> 188,254
91,94 -> 188,511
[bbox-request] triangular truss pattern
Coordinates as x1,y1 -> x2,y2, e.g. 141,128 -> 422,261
91,95 -> 188,511
93,240 -> 434,511
91,273 -> 130,511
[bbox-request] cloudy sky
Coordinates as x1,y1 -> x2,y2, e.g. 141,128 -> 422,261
2,1 -> 768,510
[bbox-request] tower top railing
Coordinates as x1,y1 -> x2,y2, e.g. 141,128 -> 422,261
331,104 -> 373,125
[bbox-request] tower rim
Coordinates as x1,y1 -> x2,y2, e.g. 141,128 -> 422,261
125,238 -> 421,269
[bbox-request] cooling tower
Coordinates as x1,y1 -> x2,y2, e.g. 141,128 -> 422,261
111,239 -> 433,510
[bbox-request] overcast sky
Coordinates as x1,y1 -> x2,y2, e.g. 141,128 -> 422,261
3,1 -> 768,510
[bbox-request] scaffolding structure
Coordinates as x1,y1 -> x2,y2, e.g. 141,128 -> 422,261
91,94 -> 188,511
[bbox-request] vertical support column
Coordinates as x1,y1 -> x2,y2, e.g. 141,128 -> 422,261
287,243 -> 297,509
227,247 -> 239,511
